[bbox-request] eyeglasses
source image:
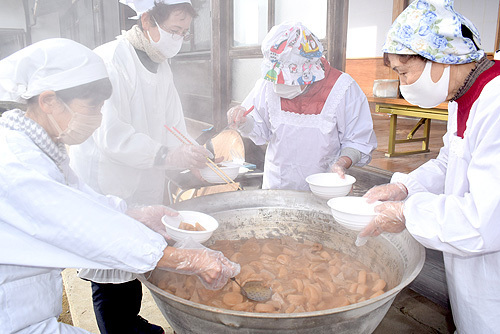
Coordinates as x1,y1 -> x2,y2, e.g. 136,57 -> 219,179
164,28 -> 193,41
153,16 -> 193,41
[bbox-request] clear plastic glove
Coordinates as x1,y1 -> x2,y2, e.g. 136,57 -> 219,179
358,201 -> 406,240
363,182 -> 408,203
158,238 -> 241,290
227,106 -> 248,129
127,205 -> 178,240
165,144 -> 213,169
330,156 -> 352,179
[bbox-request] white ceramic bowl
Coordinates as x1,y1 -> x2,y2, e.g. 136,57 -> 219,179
161,210 -> 219,243
305,173 -> 356,199
327,196 -> 381,231
200,162 -> 240,184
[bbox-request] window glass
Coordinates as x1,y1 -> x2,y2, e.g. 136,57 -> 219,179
233,0 -> 269,47
172,59 -> 213,122
0,30 -> 25,60
231,58 -> 264,103
183,0 -> 211,52
275,0 -> 327,39
346,0 -> 392,58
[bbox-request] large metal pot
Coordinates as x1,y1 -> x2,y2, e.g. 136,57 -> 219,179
138,190 -> 425,334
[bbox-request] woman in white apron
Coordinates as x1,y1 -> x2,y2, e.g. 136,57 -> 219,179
227,22 -> 377,190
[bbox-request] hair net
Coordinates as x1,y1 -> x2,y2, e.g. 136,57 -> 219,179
261,22 -> 325,86
0,38 -> 108,104
120,0 -> 192,15
382,0 -> 484,64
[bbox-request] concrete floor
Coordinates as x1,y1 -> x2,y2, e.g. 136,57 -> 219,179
62,111 -> 456,333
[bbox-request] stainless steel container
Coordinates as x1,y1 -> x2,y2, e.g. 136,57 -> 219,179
138,190 -> 425,334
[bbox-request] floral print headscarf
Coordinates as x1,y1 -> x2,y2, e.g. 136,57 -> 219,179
382,0 -> 484,64
261,22 -> 325,85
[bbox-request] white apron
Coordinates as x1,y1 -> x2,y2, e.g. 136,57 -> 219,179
243,75 -> 377,190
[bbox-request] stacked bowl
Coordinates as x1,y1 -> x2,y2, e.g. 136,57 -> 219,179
305,173 -> 356,199
327,196 -> 381,231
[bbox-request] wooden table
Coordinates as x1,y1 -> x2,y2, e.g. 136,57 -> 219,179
368,97 -> 448,157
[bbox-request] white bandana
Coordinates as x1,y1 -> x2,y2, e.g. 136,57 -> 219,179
0,38 -> 108,103
120,0 -> 192,15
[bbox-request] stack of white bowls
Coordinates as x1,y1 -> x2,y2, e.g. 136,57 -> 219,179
305,173 -> 356,199
200,162 -> 240,184
327,196 -> 381,231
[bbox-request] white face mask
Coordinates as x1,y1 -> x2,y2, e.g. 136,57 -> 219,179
47,100 -> 102,145
273,84 -> 304,99
148,17 -> 184,59
399,61 -> 450,108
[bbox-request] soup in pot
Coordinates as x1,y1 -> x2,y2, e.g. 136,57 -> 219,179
151,237 -> 387,313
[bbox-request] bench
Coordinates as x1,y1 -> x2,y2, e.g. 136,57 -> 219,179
368,97 -> 448,157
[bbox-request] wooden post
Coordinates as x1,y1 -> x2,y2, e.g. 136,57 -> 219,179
22,0 -> 31,45
387,0 -> 409,79
392,0 -> 409,21
211,0 -> 230,129
327,0 -> 349,71
495,0 -> 500,51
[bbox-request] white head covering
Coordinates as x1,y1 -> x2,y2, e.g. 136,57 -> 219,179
0,38 -> 108,104
120,0 -> 192,15
261,22 -> 325,86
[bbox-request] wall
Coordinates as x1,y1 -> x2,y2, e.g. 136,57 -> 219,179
454,0 -> 499,52
346,0 -> 393,58
346,0 -> 500,58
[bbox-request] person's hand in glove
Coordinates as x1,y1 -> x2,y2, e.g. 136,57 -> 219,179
127,205 -> 178,240
227,106 -> 247,129
330,156 -> 352,179
363,182 -> 408,203
164,144 -> 213,169
358,201 -> 406,239
157,239 -> 241,290
227,105 -> 254,134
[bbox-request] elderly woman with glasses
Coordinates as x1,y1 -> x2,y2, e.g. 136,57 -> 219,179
68,1 -> 218,333
359,0 -> 500,332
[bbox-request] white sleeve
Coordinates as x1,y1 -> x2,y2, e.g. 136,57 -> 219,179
391,135 -> 448,197
400,92 -> 500,256
241,79 -> 273,145
336,77 -> 377,165
0,145 -> 166,272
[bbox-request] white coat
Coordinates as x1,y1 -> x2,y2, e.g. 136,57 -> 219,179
69,37 -> 191,206
392,75 -> 500,333
0,122 -> 167,333
242,75 -> 377,190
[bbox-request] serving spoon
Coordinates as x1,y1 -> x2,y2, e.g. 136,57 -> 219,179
230,277 -> 272,302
